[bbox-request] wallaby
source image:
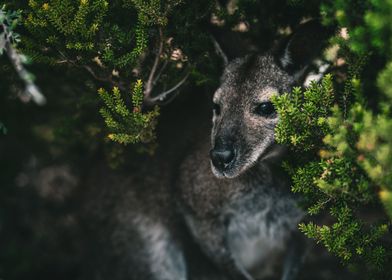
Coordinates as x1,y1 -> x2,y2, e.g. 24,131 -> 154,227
177,20 -> 332,280
77,20 -> 332,280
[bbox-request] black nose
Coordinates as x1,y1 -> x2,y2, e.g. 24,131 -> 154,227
210,144 -> 235,170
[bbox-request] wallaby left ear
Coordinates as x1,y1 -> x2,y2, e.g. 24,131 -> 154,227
209,25 -> 259,67
275,20 -> 335,78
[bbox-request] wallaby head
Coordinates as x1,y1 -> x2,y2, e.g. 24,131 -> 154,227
210,20 -> 333,178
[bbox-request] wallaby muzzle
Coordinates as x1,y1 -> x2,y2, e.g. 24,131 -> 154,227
210,138 -> 236,171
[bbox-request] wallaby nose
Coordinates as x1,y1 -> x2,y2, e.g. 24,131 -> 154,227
210,145 -> 235,170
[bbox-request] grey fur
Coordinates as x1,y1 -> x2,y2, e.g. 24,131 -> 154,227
91,23 -> 326,280
177,51 -> 308,280
74,21 -> 329,280
174,22 -> 332,278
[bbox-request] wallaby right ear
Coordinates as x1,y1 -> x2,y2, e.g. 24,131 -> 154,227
275,20 -> 335,78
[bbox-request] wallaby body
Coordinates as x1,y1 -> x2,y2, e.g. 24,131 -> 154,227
83,21 -> 330,280
177,53 -> 308,280
176,20 -> 334,279
82,51 -> 307,278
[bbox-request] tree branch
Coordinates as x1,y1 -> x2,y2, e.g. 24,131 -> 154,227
144,27 -> 164,103
1,14 -> 46,105
57,50 -> 128,92
143,27 -> 190,106
144,69 -> 191,106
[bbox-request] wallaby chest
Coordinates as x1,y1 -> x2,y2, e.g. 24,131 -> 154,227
178,142 -> 304,279
224,184 -> 304,278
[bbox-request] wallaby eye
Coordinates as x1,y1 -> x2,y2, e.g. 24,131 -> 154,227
254,102 -> 276,117
213,103 -> 221,116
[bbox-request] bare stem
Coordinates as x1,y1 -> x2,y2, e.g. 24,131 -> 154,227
57,50 -> 127,92
144,27 -> 164,102
144,69 -> 191,106
143,27 -> 190,106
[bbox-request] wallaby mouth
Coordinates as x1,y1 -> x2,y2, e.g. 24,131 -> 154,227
210,148 -> 237,175
209,137 -> 239,178
210,150 -> 243,179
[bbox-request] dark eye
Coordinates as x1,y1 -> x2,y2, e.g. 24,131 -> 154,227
254,102 -> 276,117
213,103 -> 221,116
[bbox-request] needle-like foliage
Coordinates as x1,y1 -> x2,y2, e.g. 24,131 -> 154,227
2,0 -> 392,278
98,80 -> 159,145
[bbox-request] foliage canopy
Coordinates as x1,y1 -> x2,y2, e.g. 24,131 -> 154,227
1,0 -> 392,279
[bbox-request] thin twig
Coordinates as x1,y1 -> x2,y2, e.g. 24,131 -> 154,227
143,27 -> 191,106
144,69 -> 191,106
83,65 -> 128,91
153,60 -> 168,85
144,27 -> 164,102
57,50 -> 128,91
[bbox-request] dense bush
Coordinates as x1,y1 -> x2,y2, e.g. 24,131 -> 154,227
1,0 -> 392,279
272,0 -> 392,277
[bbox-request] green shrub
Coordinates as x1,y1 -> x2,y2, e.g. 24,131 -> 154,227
1,0 -> 392,278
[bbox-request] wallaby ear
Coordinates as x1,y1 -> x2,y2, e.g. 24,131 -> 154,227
209,25 -> 258,66
275,20 -> 335,78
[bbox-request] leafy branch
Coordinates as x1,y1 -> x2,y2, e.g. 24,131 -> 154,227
98,80 -> 160,145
